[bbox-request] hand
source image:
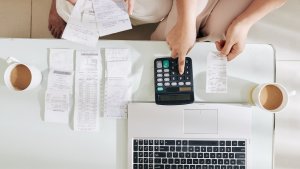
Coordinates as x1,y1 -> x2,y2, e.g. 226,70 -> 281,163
167,21 -> 196,74
124,0 -> 134,15
215,21 -> 250,61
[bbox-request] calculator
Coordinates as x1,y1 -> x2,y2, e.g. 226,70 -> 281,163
154,57 -> 194,105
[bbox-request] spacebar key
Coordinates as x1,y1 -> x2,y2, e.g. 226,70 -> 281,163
154,165 -> 165,169
189,141 -> 218,146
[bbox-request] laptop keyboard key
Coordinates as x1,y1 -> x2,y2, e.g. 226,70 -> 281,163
154,165 -> 164,169
165,140 -> 176,145
232,147 -> 245,152
237,160 -> 245,165
232,141 -> 237,146
235,153 -> 245,158
238,141 -> 246,146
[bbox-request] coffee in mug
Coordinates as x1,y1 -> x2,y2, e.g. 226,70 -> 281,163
4,57 -> 42,91
252,83 -> 289,112
9,64 -> 32,90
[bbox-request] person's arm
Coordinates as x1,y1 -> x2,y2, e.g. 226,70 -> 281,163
167,0 -> 198,74
216,0 -> 287,61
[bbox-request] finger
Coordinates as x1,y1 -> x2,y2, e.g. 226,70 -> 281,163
215,41 -> 222,51
221,41 -> 234,56
178,53 -> 186,75
227,52 -> 238,61
127,0 -> 134,15
227,44 -> 243,61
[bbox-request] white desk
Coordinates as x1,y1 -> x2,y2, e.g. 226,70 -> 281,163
0,39 -> 274,169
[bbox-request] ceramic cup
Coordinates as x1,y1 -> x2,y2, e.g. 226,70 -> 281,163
4,57 -> 42,91
252,83 -> 295,112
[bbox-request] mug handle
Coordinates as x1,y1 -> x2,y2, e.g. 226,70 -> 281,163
6,57 -> 20,64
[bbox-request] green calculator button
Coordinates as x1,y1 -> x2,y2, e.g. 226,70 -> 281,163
163,60 -> 169,68
157,87 -> 164,92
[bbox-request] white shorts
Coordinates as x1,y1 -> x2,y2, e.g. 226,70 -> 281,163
56,0 -> 253,41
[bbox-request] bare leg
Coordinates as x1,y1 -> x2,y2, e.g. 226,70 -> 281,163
48,0 -> 66,38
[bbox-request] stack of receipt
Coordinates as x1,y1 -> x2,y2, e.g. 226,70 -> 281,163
62,0 -> 132,47
104,48 -> 131,119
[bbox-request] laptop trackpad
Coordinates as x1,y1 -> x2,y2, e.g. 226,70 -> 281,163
183,109 -> 218,134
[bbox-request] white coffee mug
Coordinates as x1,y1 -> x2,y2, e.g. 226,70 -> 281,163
4,57 -> 42,91
252,83 -> 295,112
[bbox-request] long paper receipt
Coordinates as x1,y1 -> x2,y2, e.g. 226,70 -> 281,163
73,50 -> 101,132
45,49 -> 74,124
206,51 -> 228,93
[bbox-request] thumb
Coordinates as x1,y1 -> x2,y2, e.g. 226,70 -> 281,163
221,41 -> 233,56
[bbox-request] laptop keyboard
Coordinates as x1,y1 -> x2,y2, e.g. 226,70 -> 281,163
132,139 -> 246,169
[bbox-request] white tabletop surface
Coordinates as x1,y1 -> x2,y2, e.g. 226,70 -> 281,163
0,39 -> 274,169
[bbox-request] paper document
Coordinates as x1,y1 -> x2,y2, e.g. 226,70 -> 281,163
105,48 -> 131,77
92,0 -> 132,36
62,0 -> 99,47
104,78 -> 131,118
103,48 -> 131,118
45,91 -> 71,124
45,49 -> 74,124
73,50 -> 101,132
206,51 -> 228,93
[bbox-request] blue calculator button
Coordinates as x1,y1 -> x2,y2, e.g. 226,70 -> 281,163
163,60 -> 169,68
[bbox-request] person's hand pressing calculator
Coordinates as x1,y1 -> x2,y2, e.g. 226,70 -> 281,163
154,57 -> 194,105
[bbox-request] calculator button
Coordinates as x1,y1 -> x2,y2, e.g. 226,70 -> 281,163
157,74 -> 163,77
185,82 -> 191,86
178,82 -> 184,86
157,69 -> 162,73
157,83 -> 163,86
163,60 -> 170,68
178,76 -> 184,81
164,69 -> 170,72
164,73 -> 170,77
171,82 -> 177,86
156,61 -> 162,68
186,76 -> 191,80
157,78 -> 163,82
171,71 -> 176,76
157,87 -> 164,92
164,78 -> 170,82
171,77 -> 177,81
164,82 -> 170,86
186,71 -> 190,75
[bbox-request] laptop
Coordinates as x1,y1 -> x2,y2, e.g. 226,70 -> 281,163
128,103 -> 252,169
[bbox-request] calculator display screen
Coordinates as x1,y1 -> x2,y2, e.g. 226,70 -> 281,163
159,94 -> 191,101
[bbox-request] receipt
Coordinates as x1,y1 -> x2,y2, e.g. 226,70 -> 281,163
206,51 -> 228,93
103,48 -> 131,118
73,50 -> 101,132
104,78 -> 131,118
62,0 -> 99,47
92,0 -> 132,36
45,49 -> 74,124
105,48 -> 131,78
45,91 -> 70,124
